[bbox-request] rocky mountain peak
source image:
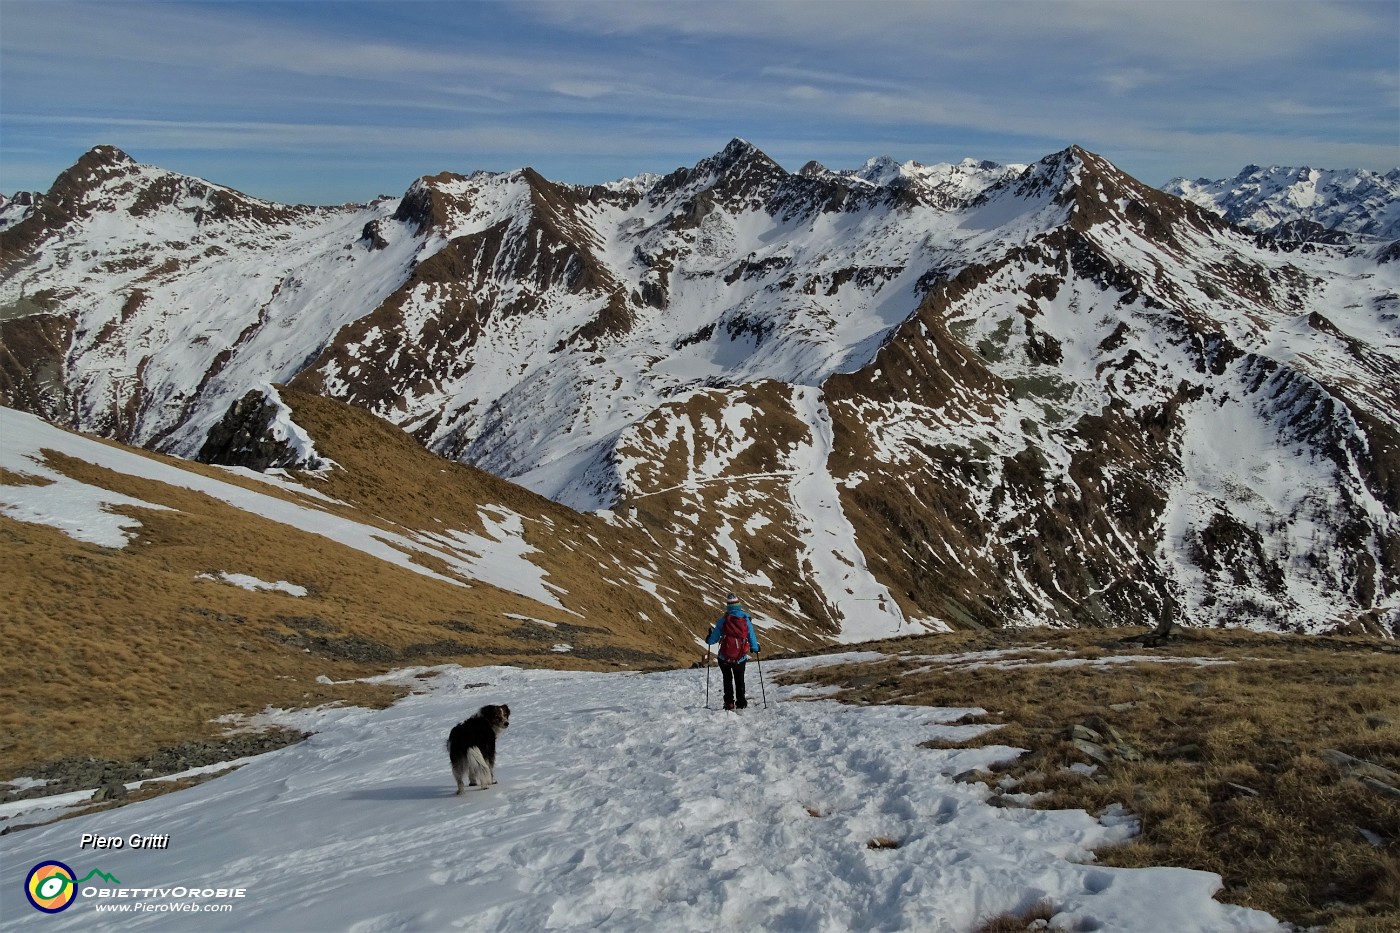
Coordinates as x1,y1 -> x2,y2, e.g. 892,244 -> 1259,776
853,155 -> 903,187
78,144 -> 136,169
648,138 -> 789,210
713,136 -> 770,168
42,145 -> 142,208
0,146 -> 146,268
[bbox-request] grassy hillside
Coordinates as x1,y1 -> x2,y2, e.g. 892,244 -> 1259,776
4,390 -> 821,778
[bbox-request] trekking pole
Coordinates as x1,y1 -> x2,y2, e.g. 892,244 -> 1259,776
705,643 -> 713,709
755,651 -> 768,709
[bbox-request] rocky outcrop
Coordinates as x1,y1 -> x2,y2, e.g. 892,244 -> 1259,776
197,389 -> 326,471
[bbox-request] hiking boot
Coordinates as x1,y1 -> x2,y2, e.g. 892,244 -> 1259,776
724,702 -> 735,711
736,701 -> 747,710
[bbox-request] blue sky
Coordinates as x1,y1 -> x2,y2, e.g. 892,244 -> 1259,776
2,0 -> 1397,204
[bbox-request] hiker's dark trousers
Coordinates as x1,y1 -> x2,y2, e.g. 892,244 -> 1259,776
719,659 -> 747,708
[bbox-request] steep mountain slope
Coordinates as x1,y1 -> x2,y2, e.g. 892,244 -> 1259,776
827,149 -> 1399,633
2,142 -> 1397,640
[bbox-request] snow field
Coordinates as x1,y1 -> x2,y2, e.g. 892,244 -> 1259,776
1,660 -> 1280,932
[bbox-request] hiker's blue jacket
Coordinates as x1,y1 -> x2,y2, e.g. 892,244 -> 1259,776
707,608 -> 759,662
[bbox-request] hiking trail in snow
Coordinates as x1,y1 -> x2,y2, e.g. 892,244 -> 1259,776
0,658 -> 1281,932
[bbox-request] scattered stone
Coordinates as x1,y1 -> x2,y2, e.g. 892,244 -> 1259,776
1208,781 -> 1259,803
1319,749 -> 1400,785
1356,827 -> 1385,847
1163,743 -> 1202,761
1069,724 -> 1104,744
1067,718 -> 1142,766
2,729 -> 309,805
1109,702 -> 1137,712
1365,715 -> 1392,730
1359,777 -> 1400,802
953,768 -> 990,783
92,782 -> 128,802
1082,717 -> 1125,744
1072,738 -> 1115,766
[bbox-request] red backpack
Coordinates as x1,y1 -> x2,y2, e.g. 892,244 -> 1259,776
717,613 -> 750,662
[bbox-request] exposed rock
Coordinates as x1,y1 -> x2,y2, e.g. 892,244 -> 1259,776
360,219 -> 389,250
197,389 -> 322,470
1319,749 -> 1400,784
1067,718 -> 1143,765
92,781 -> 128,801
1072,738 -> 1115,766
2,729 -> 307,803
1358,777 -> 1400,801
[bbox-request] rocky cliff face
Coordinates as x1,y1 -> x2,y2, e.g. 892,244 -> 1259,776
3,141 -> 1396,640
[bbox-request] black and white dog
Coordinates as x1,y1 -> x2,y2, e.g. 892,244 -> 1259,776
447,704 -> 510,794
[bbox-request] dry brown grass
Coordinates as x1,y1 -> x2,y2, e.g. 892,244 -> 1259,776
866,836 -> 902,850
970,898 -> 1055,933
776,626 -> 1400,931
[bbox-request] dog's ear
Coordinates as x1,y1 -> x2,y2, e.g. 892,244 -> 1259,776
502,705 -> 510,715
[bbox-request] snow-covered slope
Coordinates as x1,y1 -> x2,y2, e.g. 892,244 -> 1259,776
3,142 -> 1397,640
0,659 -> 1283,933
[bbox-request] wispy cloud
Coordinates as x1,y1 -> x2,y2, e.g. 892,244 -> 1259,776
1,0 -> 1395,202
758,66 -> 908,93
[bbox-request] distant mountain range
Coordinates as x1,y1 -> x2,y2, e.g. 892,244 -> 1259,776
2,141 -> 1397,642
1164,164 -> 1400,242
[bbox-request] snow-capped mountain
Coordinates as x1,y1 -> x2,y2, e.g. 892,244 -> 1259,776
2,141 -> 1397,641
1164,164 -> 1400,242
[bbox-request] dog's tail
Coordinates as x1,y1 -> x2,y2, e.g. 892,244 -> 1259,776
465,747 -> 493,789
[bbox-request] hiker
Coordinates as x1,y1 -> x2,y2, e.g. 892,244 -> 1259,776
707,594 -> 760,710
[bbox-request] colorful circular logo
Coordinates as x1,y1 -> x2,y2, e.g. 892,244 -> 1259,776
26,860 -> 78,913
